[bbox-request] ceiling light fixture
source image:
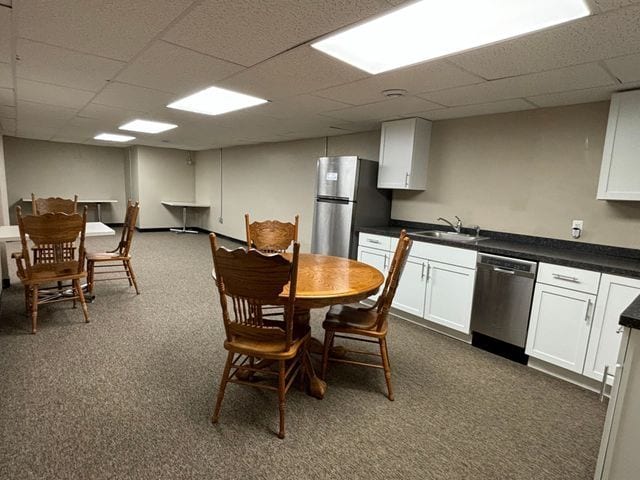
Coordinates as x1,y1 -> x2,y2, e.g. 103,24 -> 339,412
119,119 -> 177,134
382,89 -> 407,98
312,0 -> 590,75
94,133 -> 136,142
167,86 -> 268,116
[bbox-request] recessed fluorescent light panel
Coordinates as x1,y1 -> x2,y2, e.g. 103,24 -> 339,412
167,86 -> 267,116
119,119 -> 177,134
94,133 -> 136,142
312,0 -> 590,74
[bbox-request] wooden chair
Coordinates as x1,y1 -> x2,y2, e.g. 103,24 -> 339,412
31,194 -> 78,215
245,213 -> 299,253
86,201 -> 140,295
210,233 -> 309,439
12,206 -> 89,334
320,230 -> 412,400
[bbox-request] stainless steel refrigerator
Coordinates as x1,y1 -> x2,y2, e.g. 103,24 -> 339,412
311,156 -> 391,259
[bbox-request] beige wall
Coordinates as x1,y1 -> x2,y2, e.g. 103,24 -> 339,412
3,136 -> 127,223
134,146 -> 195,229
391,102 -> 640,249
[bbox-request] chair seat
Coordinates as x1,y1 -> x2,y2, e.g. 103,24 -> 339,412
323,304 -> 387,337
224,327 -> 310,360
19,261 -> 85,283
87,251 -> 128,261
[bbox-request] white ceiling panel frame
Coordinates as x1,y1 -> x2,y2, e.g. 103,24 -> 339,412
605,53 -> 640,82
216,45 -> 368,101
448,5 -> 640,80
116,40 -> 244,94
314,60 -> 484,106
417,99 -> 536,121
15,0 -> 196,61
16,39 -> 125,92
419,63 -> 616,107
17,78 -> 94,109
163,0 -> 396,67
321,95 -> 441,122
91,82 -> 175,113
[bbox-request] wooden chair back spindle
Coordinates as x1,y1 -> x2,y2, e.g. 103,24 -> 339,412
375,234 -> 412,331
117,201 -> 140,256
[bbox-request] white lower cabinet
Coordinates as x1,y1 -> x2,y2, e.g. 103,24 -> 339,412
526,283 -> 596,373
393,257 -> 427,317
357,244 -> 389,301
424,261 -> 476,333
584,274 -> 640,384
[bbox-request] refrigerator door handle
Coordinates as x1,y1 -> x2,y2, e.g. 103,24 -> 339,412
317,196 -> 350,204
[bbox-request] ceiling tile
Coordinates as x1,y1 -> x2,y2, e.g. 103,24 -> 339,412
0,105 -> 16,118
1,117 -> 17,133
321,96 -> 440,122
594,0 -> 640,11
251,94 -> 351,119
605,53 -> 640,82
526,83 -> 640,107
78,103 -> 147,125
16,39 -> 125,92
0,61 -> 12,88
216,45 -> 367,100
15,0 -> 195,61
0,87 -> 14,106
420,63 -> 616,107
116,40 -> 244,94
17,79 -> 93,109
314,60 -> 483,106
0,7 -> 11,63
163,0 -> 393,67
449,5 -> 640,80
15,124 -> 57,141
91,82 -> 174,112
17,100 -> 77,131
418,99 -> 536,121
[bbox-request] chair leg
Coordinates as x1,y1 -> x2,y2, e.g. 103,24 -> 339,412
74,279 -> 89,323
321,329 -> 335,380
379,337 -> 394,401
126,260 -> 140,294
123,260 -> 133,286
87,260 -> 94,295
30,285 -> 39,334
212,351 -> 234,424
277,360 -> 286,439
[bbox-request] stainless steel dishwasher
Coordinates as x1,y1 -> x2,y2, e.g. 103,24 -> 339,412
470,253 -> 538,352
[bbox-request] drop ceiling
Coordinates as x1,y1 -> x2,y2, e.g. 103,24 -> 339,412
1,0 -> 640,150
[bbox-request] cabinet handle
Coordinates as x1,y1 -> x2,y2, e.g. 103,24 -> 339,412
404,172 -> 409,187
599,365 -> 609,402
552,273 -> 580,283
584,298 -> 592,324
616,326 -> 624,334
367,238 -> 381,244
383,254 -> 388,270
425,264 -> 430,282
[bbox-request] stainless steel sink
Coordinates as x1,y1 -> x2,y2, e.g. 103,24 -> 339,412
411,230 -> 488,242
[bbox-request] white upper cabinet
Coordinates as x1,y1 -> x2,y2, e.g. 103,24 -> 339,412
378,117 -> 431,190
597,89 -> 640,201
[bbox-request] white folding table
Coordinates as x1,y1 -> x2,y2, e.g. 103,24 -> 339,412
161,201 -> 210,234
22,198 -> 118,222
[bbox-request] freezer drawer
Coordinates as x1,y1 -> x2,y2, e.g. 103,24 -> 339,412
311,199 -> 354,258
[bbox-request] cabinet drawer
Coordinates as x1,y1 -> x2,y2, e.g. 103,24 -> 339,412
537,263 -> 601,294
411,241 -> 477,269
359,233 -> 391,251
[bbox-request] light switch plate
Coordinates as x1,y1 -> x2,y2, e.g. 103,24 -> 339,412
572,220 -> 584,229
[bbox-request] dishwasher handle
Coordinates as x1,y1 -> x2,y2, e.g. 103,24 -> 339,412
493,267 -> 516,275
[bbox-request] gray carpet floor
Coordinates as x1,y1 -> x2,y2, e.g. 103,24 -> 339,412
0,230 -> 608,480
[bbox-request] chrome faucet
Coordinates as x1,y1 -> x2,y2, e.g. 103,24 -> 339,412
437,216 -> 462,233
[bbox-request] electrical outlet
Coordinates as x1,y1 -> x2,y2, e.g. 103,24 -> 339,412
218,216 -> 224,224
572,220 -> 583,230
571,219 -> 583,239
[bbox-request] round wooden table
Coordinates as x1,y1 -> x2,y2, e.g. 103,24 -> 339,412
282,253 -> 384,399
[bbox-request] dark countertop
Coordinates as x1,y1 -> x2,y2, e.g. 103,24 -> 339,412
358,225 -> 640,279
620,295 -> 640,329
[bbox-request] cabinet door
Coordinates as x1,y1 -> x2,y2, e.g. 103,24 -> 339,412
392,257 -> 427,317
357,246 -> 388,302
584,274 -> 640,384
424,261 -> 476,333
525,284 -> 595,373
597,89 -> 640,200
378,120 -> 413,189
